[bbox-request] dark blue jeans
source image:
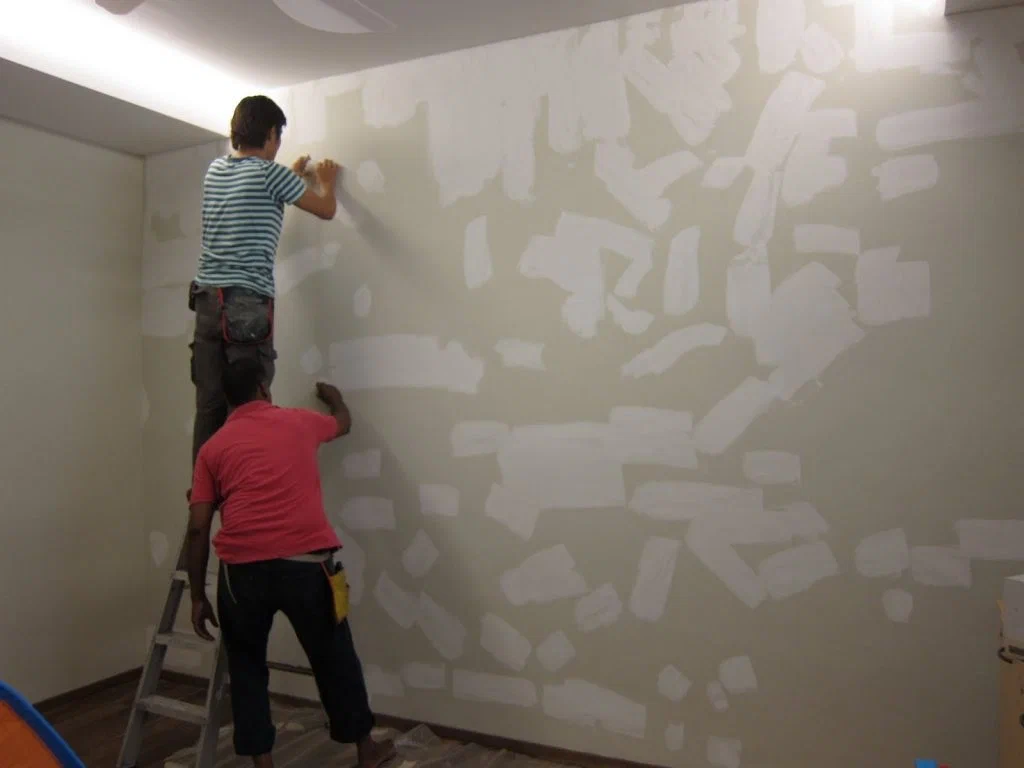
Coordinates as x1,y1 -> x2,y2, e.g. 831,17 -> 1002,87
217,558 -> 374,757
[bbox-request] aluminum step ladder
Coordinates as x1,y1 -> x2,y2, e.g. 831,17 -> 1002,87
117,531 -> 319,767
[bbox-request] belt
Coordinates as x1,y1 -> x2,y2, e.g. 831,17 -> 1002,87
283,552 -> 334,564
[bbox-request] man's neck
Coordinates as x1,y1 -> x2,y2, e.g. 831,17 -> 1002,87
233,148 -> 271,161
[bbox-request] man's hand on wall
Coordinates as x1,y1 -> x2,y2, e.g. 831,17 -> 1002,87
316,382 -> 344,410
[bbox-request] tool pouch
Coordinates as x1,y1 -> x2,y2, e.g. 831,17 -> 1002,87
219,288 -> 273,345
322,561 -> 350,625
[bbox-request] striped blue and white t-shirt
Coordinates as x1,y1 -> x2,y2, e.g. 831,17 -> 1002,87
196,156 -> 307,298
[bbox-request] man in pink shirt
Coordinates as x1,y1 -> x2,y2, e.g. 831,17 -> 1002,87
187,358 -> 395,768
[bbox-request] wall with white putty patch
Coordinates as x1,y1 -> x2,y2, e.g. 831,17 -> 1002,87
141,2 -> 1024,765
0,118 -> 148,702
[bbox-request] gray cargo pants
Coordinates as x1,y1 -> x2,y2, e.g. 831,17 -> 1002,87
189,283 -> 277,464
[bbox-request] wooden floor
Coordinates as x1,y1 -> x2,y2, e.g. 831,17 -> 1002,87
38,672 -> 212,767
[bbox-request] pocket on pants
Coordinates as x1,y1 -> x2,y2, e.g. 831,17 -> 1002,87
222,291 -> 273,345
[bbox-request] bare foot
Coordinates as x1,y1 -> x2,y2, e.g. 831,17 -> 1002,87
356,737 -> 396,768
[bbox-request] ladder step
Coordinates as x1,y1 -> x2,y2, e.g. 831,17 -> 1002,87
137,694 -> 208,725
155,631 -> 215,652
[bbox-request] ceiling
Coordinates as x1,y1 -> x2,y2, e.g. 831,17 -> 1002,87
0,58 -> 224,156
80,0 -> 686,87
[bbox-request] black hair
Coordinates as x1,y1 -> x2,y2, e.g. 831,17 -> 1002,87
222,358 -> 266,407
230,95 -> 287,150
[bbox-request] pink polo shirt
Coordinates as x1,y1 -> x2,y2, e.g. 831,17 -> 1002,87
191,401 -> 341,564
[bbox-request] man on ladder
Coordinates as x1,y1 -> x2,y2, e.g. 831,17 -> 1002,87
188,358 -> 396,768
189,93 -> 340,464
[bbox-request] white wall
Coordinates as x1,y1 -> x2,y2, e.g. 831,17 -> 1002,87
142,2 -> 1024,766
0,118 -> 147,702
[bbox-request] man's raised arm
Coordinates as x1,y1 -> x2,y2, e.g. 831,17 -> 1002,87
315,381 -> 351,439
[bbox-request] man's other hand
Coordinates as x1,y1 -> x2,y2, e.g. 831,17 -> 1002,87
315,159 -> 341,187
291,155 -> 312,176
316,382 -> 344,408
191,595 -> 219,641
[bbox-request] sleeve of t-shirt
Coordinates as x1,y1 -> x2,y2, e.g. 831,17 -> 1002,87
289,408 -> 341,445
191,449 -> 218,505
264,162 -> 307,206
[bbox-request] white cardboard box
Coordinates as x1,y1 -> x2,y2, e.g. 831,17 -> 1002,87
1002,575 -> 1024,646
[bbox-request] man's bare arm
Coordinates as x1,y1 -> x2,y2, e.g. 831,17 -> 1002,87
187,501 -> 219,640
293,159 -> 340,220
316,382 -> 351,439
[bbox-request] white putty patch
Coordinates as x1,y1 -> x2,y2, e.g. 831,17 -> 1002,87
663,226 -> 701,316
621,324 -> 727,379
357,160 -> 386,193
658,665 -> 691,702
481,614 -> 533,672
743,451 -> 801,485
856,247 -> 931,327
757,0 -> 806,74
353,284 -> 372,318
855,529 -> 909,578
364,665 -> 405,699
575,584 -> 623,633
595,141 -> 701,230
343,450 -> 382,480
336,528 -> 366,605
782,108 -> 857,207
485,484 -> 541,541
402,663 -> 446,690
402,530 -> 440,579
277,244 -> 336,296
519,213 -> 653,338
149,532 -> 169,567
494,339 -> 545,370
800,22 -> 844,74
299,346 -> 323,375
631,482 -> 762,522
956,520 -> 1024,561
629,538 -> 682,622
686,503 -> 828,609
708,735 -> 743,768
536,631 -> 576,673
463,215 -> 493,290
501,545 -> 588,606
759,541 -> 840,600
665,723 -> 686,752
453,670 -> 537,708
702,157 -> 745,190
624,6 -> 745,146
719,656 -> 758,694
329,336 -> 484,394
794,225 -> 861,256
607,295 -> 654,335
341,497 -> 395,531
451,422 -> 509,457
694,377 -> 777,456
707,681 -> 729,712
607,407 -> 698,470
911,547 -> 971,587
753,262 -> 866,401
374,572 -> 419,629
417,592 -> 467,661
872,155 -> 939,201
417,484 -> 459,518
542,680 -> 646,739
883,589 -> 914,623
